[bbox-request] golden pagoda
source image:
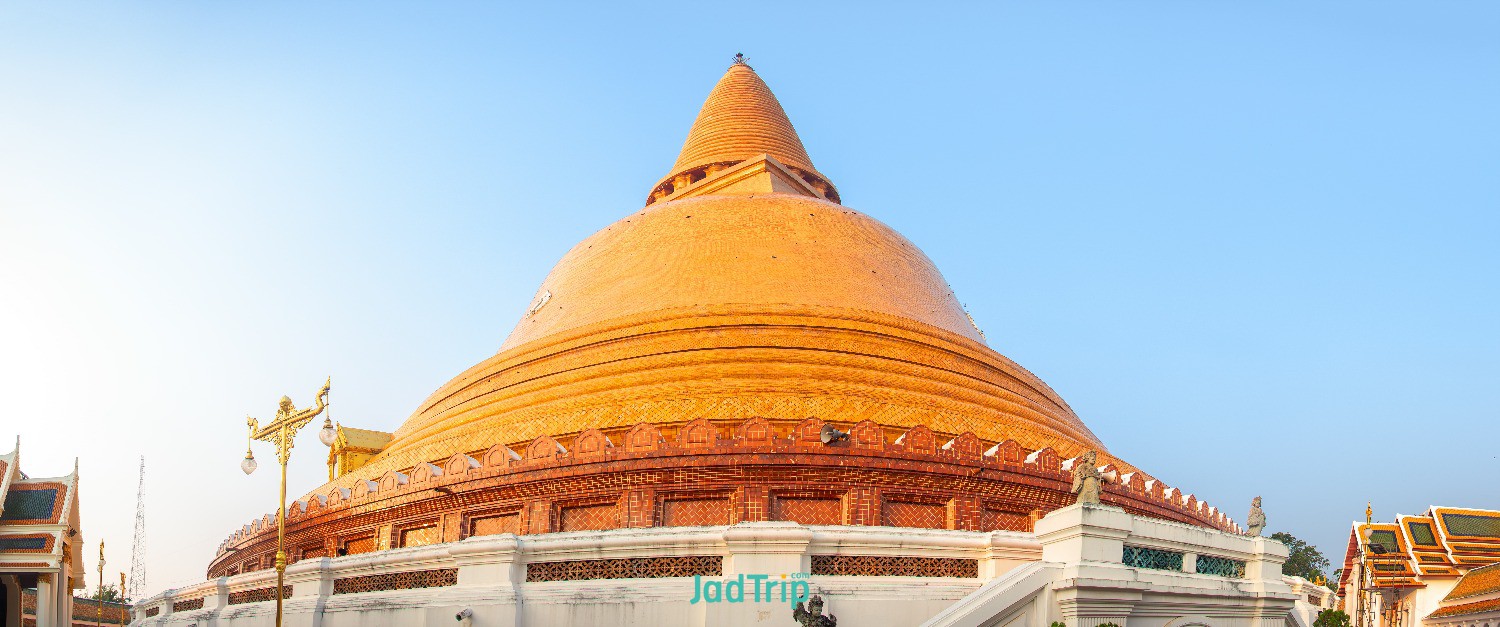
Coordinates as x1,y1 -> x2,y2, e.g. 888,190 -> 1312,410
209,58 -> 1239,578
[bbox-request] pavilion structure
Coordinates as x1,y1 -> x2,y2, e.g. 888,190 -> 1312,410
0,440 -> 86,627
1338,506 -> 1500,627
132,58 -> 1330,627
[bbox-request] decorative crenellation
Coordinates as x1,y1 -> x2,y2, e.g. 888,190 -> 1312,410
1121,545 -> 1184,572
212,416 -> 1240,572
171,597 -> 204,612
1195,554 -> 1247,578
647,159 -> 839,206
810,555 -> 978,578
332,568 -> 458,595
228,585 -> 294,605
525,556 -> 723,582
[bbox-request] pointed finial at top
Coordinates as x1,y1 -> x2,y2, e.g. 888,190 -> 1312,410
647,58 -> 838,205
1366,502 -> 1373,524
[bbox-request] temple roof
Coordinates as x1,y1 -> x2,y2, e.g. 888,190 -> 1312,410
1339,506 -> 1500,591
0,440 -> 85,586
1429,562 -> 1500,620
337,426 -> 393,453
1446,562 -> 1500,601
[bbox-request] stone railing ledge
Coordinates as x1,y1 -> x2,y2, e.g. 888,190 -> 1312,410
449,532 -> 521,557
519,525 -> 727,559
324,542 -> 454,574
724,521 -> 814,575
722,520 -> 815,547
808,525 -> 1001,553
451,533 -> 523,587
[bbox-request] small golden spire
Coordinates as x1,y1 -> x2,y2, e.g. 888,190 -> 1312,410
649,57 -> 833,205
1366,502 -> 1373,524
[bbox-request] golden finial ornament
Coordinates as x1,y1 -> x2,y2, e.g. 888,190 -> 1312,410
1366,502 -> 1373,524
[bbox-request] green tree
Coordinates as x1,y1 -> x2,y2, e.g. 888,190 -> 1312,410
1271,531 -> 1331,582
91,583 -> 125,603
1314,609 -> 1351,627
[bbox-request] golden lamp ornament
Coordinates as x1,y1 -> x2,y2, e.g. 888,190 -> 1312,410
240,377 -> 332,627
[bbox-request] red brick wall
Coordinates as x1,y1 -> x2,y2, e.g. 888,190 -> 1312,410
469,512 -> 520,537
208,417 -> 1234,578
661,497 -> 731,527
771,496 -> 842,526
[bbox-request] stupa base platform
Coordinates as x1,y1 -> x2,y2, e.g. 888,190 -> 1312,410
136,505 -> 1322,627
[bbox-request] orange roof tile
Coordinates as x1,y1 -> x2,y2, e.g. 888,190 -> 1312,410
1446,562 -> 1500,601
1429,596 -> 1500,619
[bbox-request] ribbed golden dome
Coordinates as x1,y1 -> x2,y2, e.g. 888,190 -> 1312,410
499,194 -> 981,352
339,60 -> 1109,491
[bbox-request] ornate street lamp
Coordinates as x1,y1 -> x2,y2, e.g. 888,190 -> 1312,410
96,540 -> 105,627
118,572 -> 127,627
241,377 -> 331,627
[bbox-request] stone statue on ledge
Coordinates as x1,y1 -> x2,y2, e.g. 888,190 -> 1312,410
1246,496 -> 1266,536
794,594 -> 837,627
1070,450 -> 1103,506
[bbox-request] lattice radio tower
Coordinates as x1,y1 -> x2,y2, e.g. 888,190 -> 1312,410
127,456 -> 147,600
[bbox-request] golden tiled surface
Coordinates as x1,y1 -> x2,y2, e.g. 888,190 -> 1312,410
499,193 -> 986,351
342,535 -> 376,555
313,292 -> 1113,507
399,524 -> 440,548
655,63 -> 824,195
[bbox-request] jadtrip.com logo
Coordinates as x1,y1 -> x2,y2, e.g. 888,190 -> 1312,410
689,573 -> 810,606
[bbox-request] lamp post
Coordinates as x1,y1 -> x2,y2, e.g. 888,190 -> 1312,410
118,572 -> 126,627
96,540 -> 105,627
241,377 -> 334,627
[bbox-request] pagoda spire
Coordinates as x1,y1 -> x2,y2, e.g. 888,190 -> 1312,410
648,58 -> 837,204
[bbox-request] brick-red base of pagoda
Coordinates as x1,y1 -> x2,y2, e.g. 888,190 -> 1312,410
209,418 -> 1230,578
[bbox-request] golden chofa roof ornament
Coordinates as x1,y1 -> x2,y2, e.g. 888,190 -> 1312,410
647,55 -> 839,205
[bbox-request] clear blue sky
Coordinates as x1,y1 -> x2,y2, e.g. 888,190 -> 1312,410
2,2 -> 1495,590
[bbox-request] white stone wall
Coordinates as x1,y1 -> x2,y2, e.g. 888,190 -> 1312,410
133,506 -> 1300,627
